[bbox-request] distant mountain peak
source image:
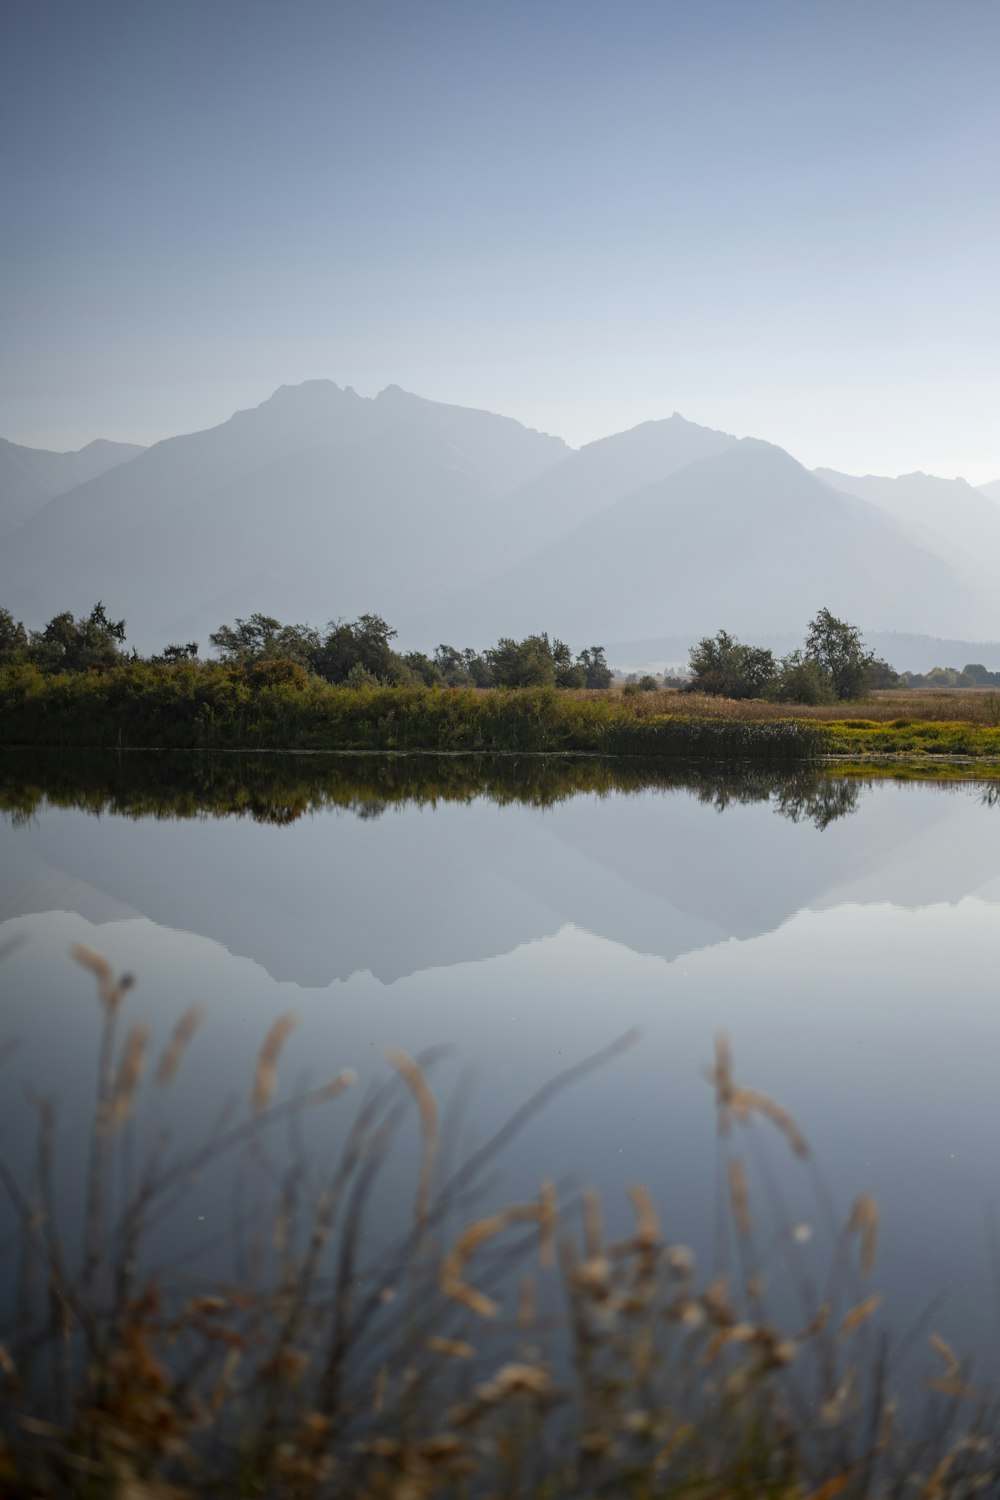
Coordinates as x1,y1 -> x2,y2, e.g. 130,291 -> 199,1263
3,382 -> 996,651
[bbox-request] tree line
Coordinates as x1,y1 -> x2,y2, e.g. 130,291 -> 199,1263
1,602 -> 924,703
897,663 -> 1000,689
686,609 -> 899,702
0,603 -> 614,690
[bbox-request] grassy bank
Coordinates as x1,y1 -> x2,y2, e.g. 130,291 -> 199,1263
2,953 -> 1000,1498
0,664 -> 821,761
823,719 -> 1000,759
6,664 -> 1000,765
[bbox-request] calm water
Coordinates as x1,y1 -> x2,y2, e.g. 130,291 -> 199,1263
2,752 -> 1000,1363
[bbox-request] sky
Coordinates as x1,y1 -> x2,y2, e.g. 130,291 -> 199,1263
2,0 -> 999,480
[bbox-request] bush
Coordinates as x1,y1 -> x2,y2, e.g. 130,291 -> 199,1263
768,651 -> 837,705
688,631 -> 777,699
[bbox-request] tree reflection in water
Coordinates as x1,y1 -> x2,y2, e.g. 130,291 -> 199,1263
0,747 -> 967,833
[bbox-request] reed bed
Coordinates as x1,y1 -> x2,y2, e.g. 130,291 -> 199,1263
587,687 -> 1000,726
5,666 -> 1000,765
2,953 -> 1000,1497
0,668 -> 824,761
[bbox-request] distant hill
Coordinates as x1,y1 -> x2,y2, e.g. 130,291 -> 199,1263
815,469 -> 1000,600
0,437 -> 144,540
1,381 -> 997,652
980,479 -> 1000,503
0,382 -> 567,650
487,412 -> 738,564
418,441 -> 982,644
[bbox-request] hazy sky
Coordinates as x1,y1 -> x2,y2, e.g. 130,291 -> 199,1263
3,0 -> 998,480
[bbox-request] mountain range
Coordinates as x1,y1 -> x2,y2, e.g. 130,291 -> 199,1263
1,381 -> 998,660
0,436 -> 145,542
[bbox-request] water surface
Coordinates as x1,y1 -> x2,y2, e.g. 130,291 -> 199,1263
2,751 -> 999,1365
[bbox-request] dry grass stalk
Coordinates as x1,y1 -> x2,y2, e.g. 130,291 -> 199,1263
316,1068 -> 357,1102
582,1187 -> 603,1258
653,1421 -> 695,1469
110,1021 -> 150,1128
426,1336 -> 474,1360
727,1159 -> 752,1236
387,1046 -> 439,1231
441,1202 -> 547,1319
928,1333 -> 960,1381
838,1293 -> 882,1338
920,1437 -> 993,1500
71,941 -> 132,1015
803,1471 -> 858,1499
847,1191 -> 880,1276
517,1275 -> 536,1327
155,1002 -> 205,1087
797,1301 -> 831,1340
925,1375 -> 982,1401
538,1179 -> 557,1268
709,1035 -> 808,1156
209,1348 -> 241,1415
821,1365 -> 858,1426
12,970 -> 1000,1498
251,1011 -> 298,1114
710,1034 -> 736,1136
735,1087 -> 809,1158
627,1182 -> 659,1248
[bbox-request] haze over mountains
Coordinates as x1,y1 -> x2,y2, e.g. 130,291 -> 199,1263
0,436 -> 145,542
2,381 -> 998,660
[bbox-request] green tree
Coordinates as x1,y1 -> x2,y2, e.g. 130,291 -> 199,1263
551,638 -> 586,688
432,644 -> 471,686
869,657 -> 900,689
209,614 -> 319,668
0,607 -> 28,665
400,650 -> 443,686
962,662 -> 1000,686
152,642 -> 199,665
486,634 -> 558,688
314,615 -> 400,684
804,608 -> 876,700
577,646 -> 613,689
29,601 -> 127,672
768,650 -> 836,705
461,648 -> 494,688
687,631 -> 777,699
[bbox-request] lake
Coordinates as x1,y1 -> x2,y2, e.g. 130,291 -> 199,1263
2,750 -> 1000,1372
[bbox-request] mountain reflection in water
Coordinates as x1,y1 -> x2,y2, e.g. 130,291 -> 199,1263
3,750 -> 1000,1370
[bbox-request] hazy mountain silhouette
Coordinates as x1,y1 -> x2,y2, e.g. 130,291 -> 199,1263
1,382 -> 996,649
419,441 -> 979,643
0,436 -> 144,540
816,469 -> 1000,610
0,382 -> 566,650
980,479 -> 1000,503
484,412 -> 738,564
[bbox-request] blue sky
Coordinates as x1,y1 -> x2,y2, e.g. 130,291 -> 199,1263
3,0 -> 998,479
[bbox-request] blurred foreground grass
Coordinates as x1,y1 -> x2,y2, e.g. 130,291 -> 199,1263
0,950 -> 998,1498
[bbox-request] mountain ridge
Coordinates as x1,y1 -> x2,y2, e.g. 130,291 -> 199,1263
2,381 -> 998,653
0,435 -> 145,541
